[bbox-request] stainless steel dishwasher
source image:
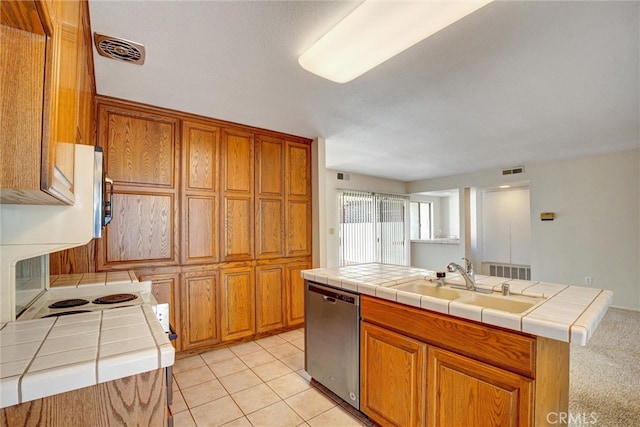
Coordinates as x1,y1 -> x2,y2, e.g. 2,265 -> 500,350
304,280 -> 360,410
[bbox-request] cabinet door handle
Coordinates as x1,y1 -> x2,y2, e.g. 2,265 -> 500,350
104,175 -> 114,226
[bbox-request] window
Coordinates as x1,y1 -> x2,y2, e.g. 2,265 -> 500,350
410,201 -> 432,240
338,190 -> 409,266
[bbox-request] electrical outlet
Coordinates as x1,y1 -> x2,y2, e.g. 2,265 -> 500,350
584,276 -> 592,286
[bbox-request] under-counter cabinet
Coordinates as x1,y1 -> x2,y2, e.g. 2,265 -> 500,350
361,322 -> 427,427
428,347 -> 533,427
360,296 -> 569,427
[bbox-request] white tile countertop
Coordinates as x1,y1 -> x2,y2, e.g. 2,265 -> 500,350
0,306 -> 174,409
302,263 -> 612,346
0,273 -> 175,410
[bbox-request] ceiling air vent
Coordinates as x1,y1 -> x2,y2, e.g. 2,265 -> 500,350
502,166 -> 524,176
94,33 -> 145,65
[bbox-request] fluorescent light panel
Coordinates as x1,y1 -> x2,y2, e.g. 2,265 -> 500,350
299,0 -> 492,83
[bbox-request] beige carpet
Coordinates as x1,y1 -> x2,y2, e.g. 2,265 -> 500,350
569,307 -> 640,426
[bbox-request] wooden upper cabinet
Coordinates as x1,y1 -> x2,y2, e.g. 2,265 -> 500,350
285,141 -> 312,257
1,0 -> 95,205
255,135 -> 285,259
182,120 -> 220,265
100,104 -> 178,188
96,101 -> 180,269
221,128 -> 254,261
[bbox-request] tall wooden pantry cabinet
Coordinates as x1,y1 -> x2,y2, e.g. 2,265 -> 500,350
94,97 -> 312,352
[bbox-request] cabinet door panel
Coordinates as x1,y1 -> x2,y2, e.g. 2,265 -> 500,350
286,200 -> 311,256
182,271 -> 220,350
257,136 -> 283,196
284,260 -> 310,327
222,130 -> 253,193
182,120 -> 219,265
361,322 -> 427,427
256,265 -> 284,333
223,197 -> 253,260
105,112 -> 177,187
184,196 -> 217,263
221,267 -> 255,341
184,123 -> 218,191
256,199 -> 283,258
286,142 -> 310,198
428,347 -> 533,427
104,192 -> 175,264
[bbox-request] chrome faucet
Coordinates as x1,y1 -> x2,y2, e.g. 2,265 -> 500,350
447,258 -> 476,291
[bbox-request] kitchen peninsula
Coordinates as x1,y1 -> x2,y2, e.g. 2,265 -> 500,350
302,263 -> 612,427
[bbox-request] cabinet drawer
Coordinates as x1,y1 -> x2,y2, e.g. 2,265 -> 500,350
361,296 -> 536,378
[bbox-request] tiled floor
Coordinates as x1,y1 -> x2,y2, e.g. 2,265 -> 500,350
171,328 -> 372,427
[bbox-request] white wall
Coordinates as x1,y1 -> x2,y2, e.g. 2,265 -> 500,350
528,150 -> 639,309
408,149 -> 640,310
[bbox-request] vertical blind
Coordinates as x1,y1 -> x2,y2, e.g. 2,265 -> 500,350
338,189 -> 409,266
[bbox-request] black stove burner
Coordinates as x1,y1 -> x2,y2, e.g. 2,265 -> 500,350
48,298 -> 90,309
92,293 -> 138,304
43,310 -> 92,317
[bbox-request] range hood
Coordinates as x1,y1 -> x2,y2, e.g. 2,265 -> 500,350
0,145 -> 97,322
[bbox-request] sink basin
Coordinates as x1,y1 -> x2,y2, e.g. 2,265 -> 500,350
455,293 -> 543,314
391,282 -> 461,300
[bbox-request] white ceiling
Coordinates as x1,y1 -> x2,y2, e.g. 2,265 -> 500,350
88,1 -> 639,182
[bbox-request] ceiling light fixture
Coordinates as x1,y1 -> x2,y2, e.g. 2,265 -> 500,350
298,0 -> 492,83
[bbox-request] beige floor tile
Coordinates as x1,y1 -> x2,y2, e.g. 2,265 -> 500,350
218,369 -> 263,394
172,376 -> 180,392
181,379 -> 229,408
267,342 -> 302,359
290,337 -> 305,351
285,388 -> 337,421
173,366 -> 216,389
190,396 -> 244,426
201,347 -> 236,365
255,334 -> 287,349
252,359 -> 294,382
220,416 -> 252,426
230,341 -> 262,356
209,356 -> 249,378
172,409 -> 197,427
238,348 -> 277,368
169,389 -> 188,414
267,372 -> 312,399
231,383 -> 281,414
246,401 -> 304,426
280,352 -> 304,371
307,406 -> 367,427
173,355 -> 206,373
278,329 -> 304,343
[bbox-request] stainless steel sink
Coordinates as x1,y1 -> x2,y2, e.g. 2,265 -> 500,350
391,282 -> 461,300
454,293 -> 543,314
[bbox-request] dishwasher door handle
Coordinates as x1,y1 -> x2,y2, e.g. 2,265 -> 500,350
323,296 -> 337,304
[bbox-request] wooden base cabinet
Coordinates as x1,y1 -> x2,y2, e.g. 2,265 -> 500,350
360,296 -> 569,427
181,269 -> 220,351
428,347 -> 533,427
221,265 -> 255,341
361,322 -> 427,427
